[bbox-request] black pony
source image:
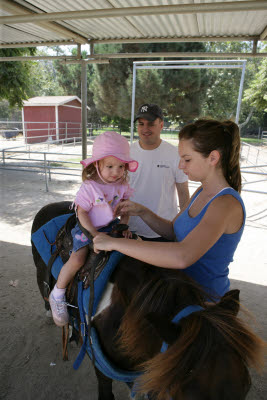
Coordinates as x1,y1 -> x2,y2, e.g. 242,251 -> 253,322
31,202 -> 265,400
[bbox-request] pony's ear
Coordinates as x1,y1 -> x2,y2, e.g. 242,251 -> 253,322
145,312 -> 182,345
218,289 -> 240,316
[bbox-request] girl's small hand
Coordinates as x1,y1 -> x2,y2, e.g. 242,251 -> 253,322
114,200 -> 145,217
93,233 -> 116,253
122,229 -> 132,239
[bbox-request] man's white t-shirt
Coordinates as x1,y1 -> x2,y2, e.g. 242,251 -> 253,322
129,140 -> 188,238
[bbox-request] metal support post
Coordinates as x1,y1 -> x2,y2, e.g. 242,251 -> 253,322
81,60 -> 88,160
130,63 -> 137,143
44,153 -> 49,192
236,61 -> 247,124
77,44 -> 81,59
48,160 -> 51,181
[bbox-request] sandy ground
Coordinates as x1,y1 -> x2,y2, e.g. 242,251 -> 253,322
0,146 -> 267,399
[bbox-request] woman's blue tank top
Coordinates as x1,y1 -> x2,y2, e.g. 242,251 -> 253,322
174,187 -> 246,298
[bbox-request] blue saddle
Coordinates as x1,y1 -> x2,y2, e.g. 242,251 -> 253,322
32,213 -> 71,279
31,214 -> 141,387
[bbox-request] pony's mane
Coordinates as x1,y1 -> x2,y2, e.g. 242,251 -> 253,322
117,269 -> 207,364
136,305 -> 266,400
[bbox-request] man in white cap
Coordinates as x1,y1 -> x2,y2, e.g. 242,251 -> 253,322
129,103 -> 189,241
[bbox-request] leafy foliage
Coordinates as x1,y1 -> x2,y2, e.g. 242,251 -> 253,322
199,42 -> 267,133
92,42 -> 209,126
51,46 -> 101,123
244,58 -> 267,111
0,48 -> 36,108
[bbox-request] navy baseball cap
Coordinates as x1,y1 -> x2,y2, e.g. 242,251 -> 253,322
134,103 -> 163,122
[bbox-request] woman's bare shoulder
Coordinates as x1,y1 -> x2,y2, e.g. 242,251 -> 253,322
209,194 -> 244,233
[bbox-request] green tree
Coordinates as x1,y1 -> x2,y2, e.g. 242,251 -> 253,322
200,41 -> 265,133
50,46 -> 100,123
92,43 -> 134,124
0,100 -> 21,120
0,48 -> 36,108
92,42 -> 208,127
244,58 -> 267,111
28,49 -> 65,97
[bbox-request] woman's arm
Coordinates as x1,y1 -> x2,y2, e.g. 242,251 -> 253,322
115,200 -> 175,240
95,195 -> 241,269
77,206 -> 99,238
176,181 -> 190,210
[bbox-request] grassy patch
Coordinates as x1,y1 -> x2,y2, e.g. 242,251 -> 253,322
241,138 -> 266,146
48,160 -> 82,169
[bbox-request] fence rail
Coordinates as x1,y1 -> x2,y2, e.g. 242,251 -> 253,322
0,148 -> 82,191
1,142 -> 266,193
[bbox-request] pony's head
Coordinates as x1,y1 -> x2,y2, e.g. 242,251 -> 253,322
145,289 -> 240,345
135,289 -> 265,400
116,267 -> 207,364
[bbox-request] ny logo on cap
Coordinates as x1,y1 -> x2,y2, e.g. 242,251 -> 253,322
141,106 -> 148,113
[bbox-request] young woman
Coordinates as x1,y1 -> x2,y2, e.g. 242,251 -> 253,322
93,119 -> 245,300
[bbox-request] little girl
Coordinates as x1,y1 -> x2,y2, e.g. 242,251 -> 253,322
49,131 -> 138,326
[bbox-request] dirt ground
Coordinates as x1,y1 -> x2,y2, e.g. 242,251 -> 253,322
0,163 -> 266,400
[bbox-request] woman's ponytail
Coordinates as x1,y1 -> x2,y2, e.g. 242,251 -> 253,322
221,121 -> 242,193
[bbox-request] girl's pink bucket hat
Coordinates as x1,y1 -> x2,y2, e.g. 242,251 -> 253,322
80,131 -> 138,172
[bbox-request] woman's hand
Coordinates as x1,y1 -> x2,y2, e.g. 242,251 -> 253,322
93,232 -> 117,253
114,200 -> 146,218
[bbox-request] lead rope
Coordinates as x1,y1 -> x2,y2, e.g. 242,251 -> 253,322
62,324 -> 69,361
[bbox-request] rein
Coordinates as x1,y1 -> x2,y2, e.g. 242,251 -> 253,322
76,218 -> 106,366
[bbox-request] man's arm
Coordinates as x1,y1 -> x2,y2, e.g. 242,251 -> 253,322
176,181 -> 190,211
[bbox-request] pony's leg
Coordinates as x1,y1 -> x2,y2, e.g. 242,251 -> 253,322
94,367 -> 115,400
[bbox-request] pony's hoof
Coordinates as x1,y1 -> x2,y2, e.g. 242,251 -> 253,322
46,309 -> 52,318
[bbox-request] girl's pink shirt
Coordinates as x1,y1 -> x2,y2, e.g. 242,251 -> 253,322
74,180 -> 134,228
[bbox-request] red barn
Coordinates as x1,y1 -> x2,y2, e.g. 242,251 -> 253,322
22,96 -> 85,144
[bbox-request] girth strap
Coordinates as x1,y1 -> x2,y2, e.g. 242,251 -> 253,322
73,280 -> 88,370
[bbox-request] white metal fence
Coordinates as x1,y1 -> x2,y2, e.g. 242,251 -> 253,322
0,139 -> 266,194
0,120 -> 83,145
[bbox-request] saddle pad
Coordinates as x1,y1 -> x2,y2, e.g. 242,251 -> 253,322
31,213 -> 72,279
32,214 -> 125,316
83,250 -> 125,317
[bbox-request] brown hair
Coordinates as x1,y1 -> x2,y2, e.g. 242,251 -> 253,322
81,160 -> 129,184
179,119 -> 242,193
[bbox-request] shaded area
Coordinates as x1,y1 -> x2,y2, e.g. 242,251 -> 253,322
0,240 -> 129,400
0,239 -> 266,400
230,279 -> 267,400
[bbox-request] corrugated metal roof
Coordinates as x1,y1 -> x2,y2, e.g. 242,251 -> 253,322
23,96 -> 81,106
0,0 -> 266,48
